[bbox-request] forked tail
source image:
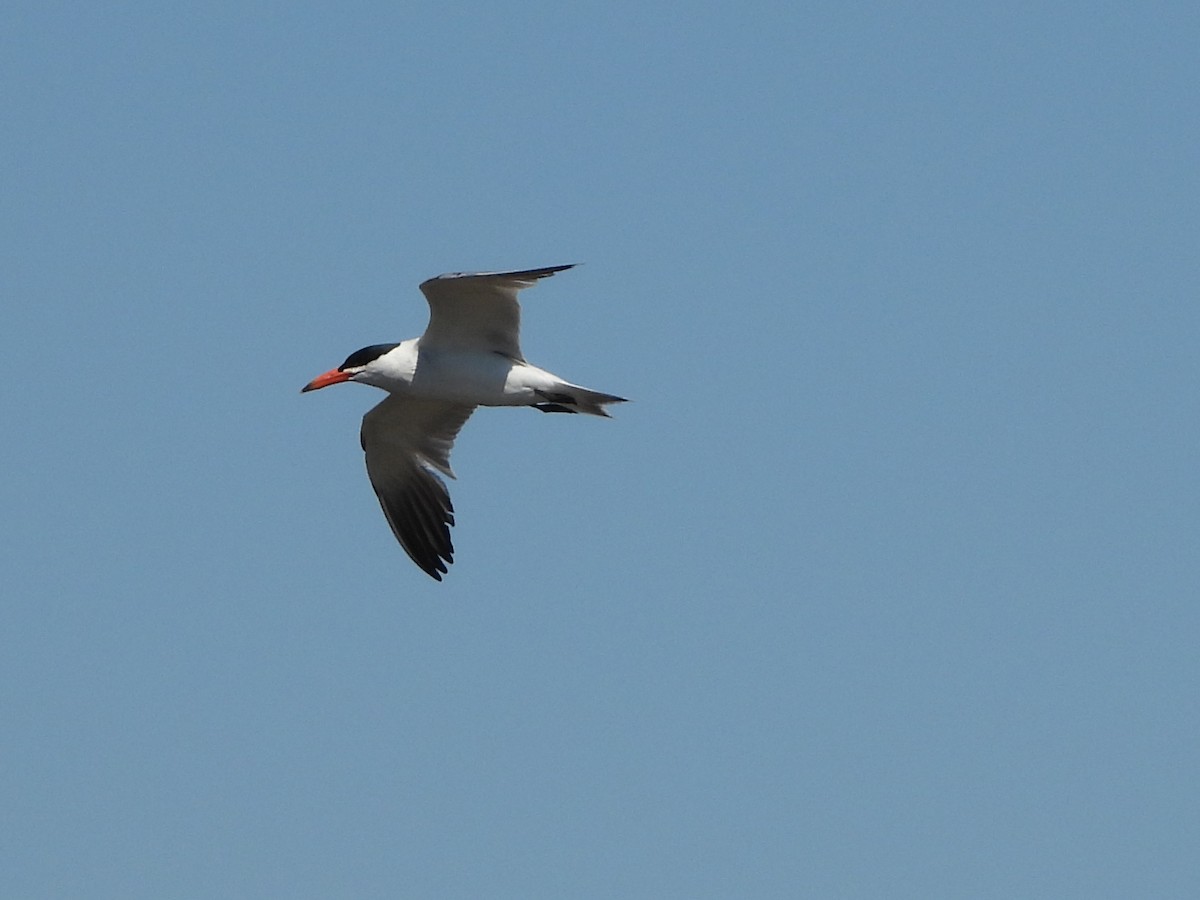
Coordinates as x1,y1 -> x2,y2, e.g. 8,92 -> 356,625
534,385 -> 628,417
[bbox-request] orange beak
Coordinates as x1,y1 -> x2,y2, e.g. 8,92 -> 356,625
301,368 -> 353,393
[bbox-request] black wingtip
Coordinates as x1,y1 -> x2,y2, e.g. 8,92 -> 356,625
452,263 -> 578,280
505,263 -> 577,279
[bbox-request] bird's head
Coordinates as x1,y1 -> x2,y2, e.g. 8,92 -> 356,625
301,343 -> 401,393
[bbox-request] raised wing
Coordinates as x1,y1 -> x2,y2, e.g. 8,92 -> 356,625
418,264 -> 575,362
360,394 -> 476,581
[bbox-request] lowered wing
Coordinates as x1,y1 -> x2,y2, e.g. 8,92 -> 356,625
360,394 -> 476,580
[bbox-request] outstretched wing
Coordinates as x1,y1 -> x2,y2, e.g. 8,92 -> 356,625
360,394 -> 476,581
418,264 -> 575,362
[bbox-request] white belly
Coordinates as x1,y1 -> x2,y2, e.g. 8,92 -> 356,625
408,348 -> 558,406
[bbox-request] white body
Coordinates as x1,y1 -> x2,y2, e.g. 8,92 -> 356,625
358,338 -> 575,408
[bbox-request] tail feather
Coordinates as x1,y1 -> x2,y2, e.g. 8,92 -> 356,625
534,386 -> 628,417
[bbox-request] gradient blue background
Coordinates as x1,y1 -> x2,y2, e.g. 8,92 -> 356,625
4,2 -> 1198,896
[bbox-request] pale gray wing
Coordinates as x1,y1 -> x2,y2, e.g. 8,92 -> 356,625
360,394 -> 476,581
417,264 -> 575,361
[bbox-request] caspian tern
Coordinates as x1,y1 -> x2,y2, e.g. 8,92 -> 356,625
302,265 -> 626,580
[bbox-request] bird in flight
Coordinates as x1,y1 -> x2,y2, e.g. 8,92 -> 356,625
302,265 -> 626,580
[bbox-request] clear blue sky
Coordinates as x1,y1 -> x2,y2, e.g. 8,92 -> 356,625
3,2 -> 1198,897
